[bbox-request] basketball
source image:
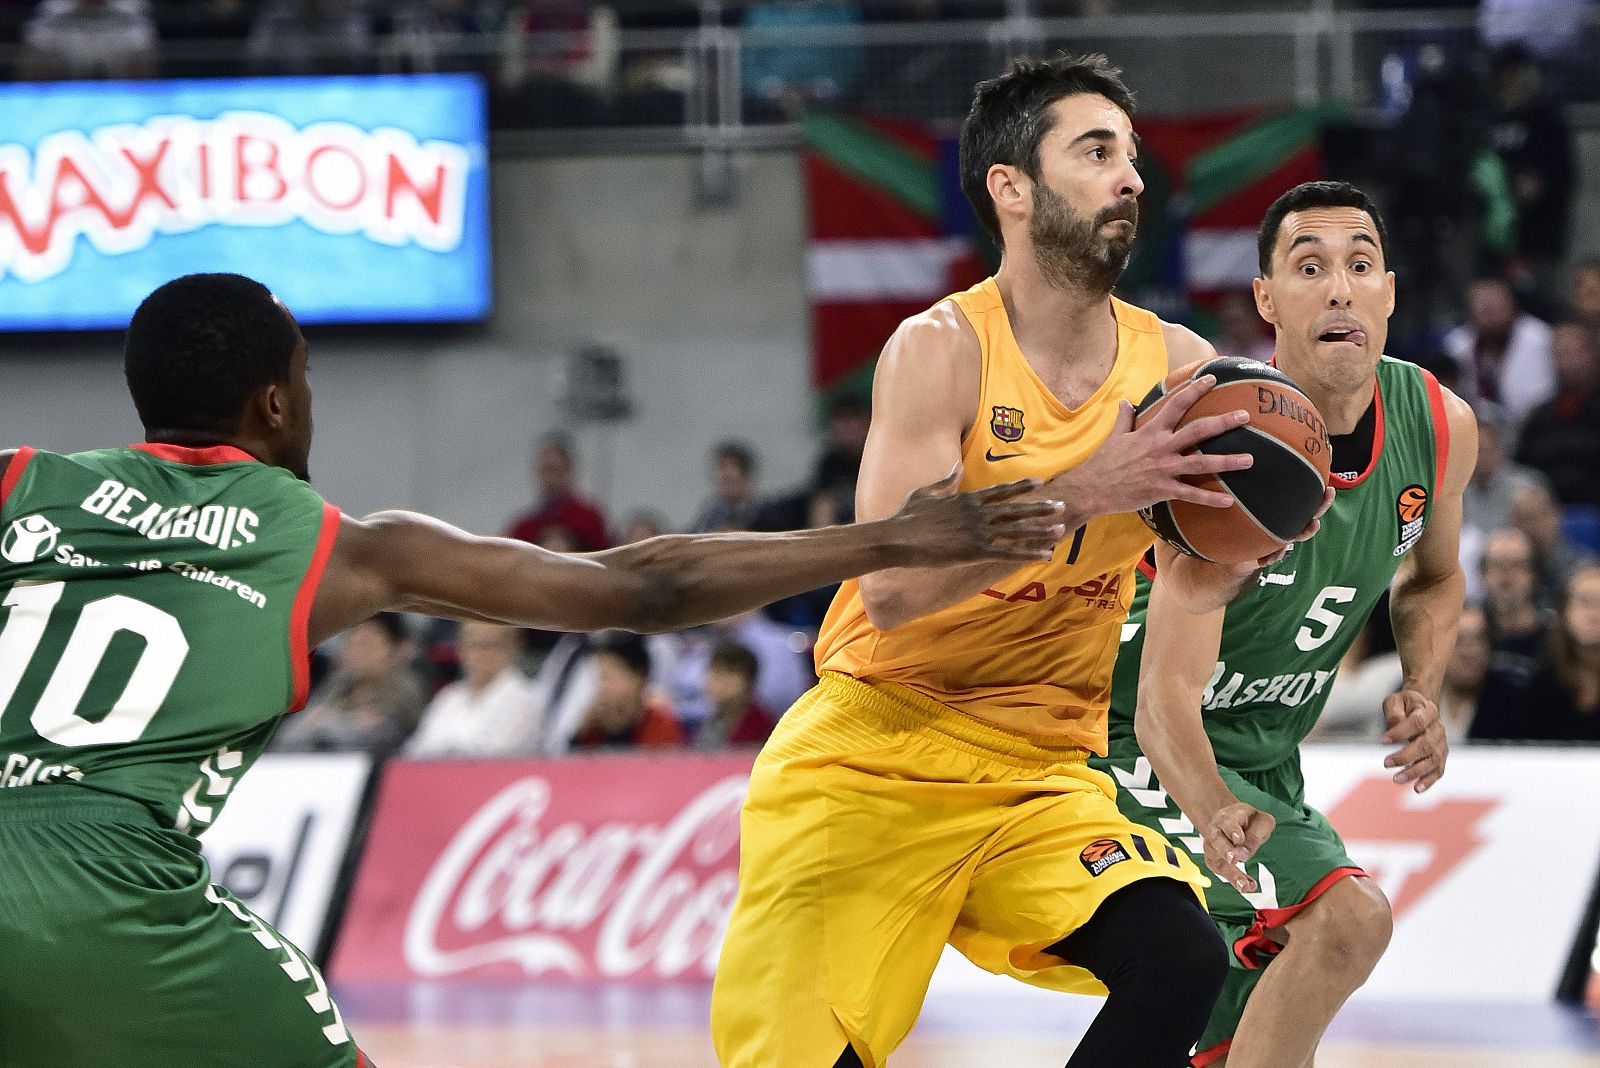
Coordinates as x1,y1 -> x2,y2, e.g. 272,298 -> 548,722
1135,356 -> 1331,565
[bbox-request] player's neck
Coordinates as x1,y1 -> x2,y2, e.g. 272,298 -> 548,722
993,256 -> 1114,360
144,428 -> 268,462
1271,358 -> 1376,437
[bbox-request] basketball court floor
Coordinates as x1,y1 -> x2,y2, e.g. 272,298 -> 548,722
340,981 -> 1600,1067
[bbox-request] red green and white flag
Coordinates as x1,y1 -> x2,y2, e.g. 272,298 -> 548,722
803,105 -> 1340,389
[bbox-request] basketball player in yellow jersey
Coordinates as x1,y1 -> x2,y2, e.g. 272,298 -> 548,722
711,55 -> 1322,1068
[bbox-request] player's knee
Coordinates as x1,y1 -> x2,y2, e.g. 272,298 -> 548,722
1111,879 -> 1227,998
1291,876 -> 1392,980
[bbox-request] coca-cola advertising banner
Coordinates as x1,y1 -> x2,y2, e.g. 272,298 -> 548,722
330,756 -> 750,984
0,73 -> 490,331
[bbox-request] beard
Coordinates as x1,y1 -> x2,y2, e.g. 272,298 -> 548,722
1029,182 -> 1137,296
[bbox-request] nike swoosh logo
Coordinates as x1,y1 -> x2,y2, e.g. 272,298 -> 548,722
985,448 -> 1024,461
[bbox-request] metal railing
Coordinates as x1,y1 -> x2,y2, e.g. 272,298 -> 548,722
1,6 -> 1595,157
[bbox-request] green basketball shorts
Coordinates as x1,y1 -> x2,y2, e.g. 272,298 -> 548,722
0,786 -> 368,1068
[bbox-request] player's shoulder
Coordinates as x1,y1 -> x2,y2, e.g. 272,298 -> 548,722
878,299 -> 982,385
1155,317 -> 1217,372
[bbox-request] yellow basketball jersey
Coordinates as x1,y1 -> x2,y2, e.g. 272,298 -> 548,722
814,276 -> 1170,753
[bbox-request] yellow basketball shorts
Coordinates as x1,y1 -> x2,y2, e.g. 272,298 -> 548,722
710,672 -> 1208,1068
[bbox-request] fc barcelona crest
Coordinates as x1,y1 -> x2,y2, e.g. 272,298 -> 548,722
990,406 -> 1026,443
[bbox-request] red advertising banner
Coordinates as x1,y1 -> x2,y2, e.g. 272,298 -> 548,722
329,755 -> 753,983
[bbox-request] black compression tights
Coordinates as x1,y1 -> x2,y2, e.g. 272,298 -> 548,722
1050,877 -> 1229,1067
831,879 -> 1225,1068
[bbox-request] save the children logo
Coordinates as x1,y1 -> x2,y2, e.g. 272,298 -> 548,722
2,515 -> 60,563
0,111 -> 472,285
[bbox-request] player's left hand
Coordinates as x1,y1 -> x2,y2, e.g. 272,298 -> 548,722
1382,688 -> 1448,793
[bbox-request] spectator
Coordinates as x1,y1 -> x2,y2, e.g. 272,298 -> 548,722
272,613 -> 426,759
498,0 -> 615,124
1511,482 -> 1599,600
693,440 -> 764,533
569,633 -> 685,750
247,0 -> 372,75
505,432 -> 611,551
1212,291 -> 1277,366
1479,525 -> 1556,678
694,641 -> 778,750
1485,44 -> 1577,293
808,395 -> 871,528
1441,605 -> 1492,741
1466,401 -> 1552,533
1571,259 -> 1600,340
1514,323 -> 1600,508
1443,276 -> 1556,429
670,609 -> 814,729
1476,564 -> 1600,741
1480,0 -> 1591,71
620,510 -> 668,544
404,623 -> 542,757
20,0 -> 158,80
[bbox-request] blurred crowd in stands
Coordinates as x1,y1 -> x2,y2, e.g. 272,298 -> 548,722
2,0 -> 1596,759
273,398 -> 870,762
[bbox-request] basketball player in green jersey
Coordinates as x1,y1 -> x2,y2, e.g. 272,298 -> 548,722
1093,182 -> 1478,1067
0,273 -> 1085,1067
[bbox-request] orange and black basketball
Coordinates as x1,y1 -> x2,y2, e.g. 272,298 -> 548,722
1135,356 -> 1331,566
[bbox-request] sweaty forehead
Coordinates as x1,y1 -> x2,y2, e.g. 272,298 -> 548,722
1275,206 -> 1379,259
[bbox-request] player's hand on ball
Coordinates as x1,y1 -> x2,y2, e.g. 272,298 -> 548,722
1382,689 -> 1448,793
895,463 -> 1067,564
1204,802 -> 1276,894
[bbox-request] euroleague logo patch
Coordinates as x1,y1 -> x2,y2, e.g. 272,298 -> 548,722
1394,484 -> 1428,557
1080,838 -> 1131,877
990,405 -> 1026,443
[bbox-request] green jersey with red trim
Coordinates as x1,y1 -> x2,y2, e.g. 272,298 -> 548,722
0,443 -> 337,834
1106,356 -> 1450,772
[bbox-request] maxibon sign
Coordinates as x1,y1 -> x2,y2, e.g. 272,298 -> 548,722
0,75 -> 489,329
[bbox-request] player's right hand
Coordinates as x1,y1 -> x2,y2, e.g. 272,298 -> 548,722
1203,801 -> 1276,894
892,464 -> 1068,565
1054,375 -> 1254,520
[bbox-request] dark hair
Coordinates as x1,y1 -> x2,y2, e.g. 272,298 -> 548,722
714,440 -> 757,476
124,273 -> 301,435
592,631 -> 651,679
1548,564 -> 1600,701
357,612 -> 410,647
1257,181 -> 1391,278
708,640 -> 759,685
959,53 -> 1136,247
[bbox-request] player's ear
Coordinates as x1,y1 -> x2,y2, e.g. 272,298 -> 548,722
1383,269 -> 1396,318
1252,275 -> 1278,327
258,381 -> 288,430
987,163 -> 1027,228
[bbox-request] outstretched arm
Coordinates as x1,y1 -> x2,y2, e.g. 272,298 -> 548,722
309,471 -> 1066,647
1384,386 -> 1478,793
1135,543 -> 1274,894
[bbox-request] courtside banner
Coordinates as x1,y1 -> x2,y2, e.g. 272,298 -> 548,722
0,73 -> 490,331
203,752 -> 372,955
926,745 -> 1600,1004
329,755 -> 753,983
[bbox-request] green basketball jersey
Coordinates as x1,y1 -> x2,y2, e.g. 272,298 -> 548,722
0,443 -> 338,834
1107,357 -> 1451,772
